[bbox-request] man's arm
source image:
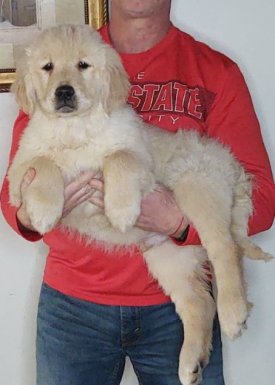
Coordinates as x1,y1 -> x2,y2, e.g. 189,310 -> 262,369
131,63 -> 274,246
0,111 -> 42,241
206,63 -> 275,234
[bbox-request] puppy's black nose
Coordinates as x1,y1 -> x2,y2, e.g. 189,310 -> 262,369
55,85 -> 75,101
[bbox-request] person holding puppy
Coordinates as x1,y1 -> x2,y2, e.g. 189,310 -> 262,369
1,1 -> 274,385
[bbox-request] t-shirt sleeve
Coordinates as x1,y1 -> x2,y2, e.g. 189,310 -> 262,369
0,111 -> 42,242
206,63 -> 275,235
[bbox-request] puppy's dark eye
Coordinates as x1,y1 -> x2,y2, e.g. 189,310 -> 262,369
78,61 -> 90,70
42,62 -> 54,72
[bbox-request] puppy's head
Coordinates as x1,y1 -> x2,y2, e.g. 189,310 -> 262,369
12,24 -> 130,117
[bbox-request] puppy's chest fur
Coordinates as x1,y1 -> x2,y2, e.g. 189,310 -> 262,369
21,108 -> 149,182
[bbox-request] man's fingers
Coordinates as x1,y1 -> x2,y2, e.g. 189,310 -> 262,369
76,190 -> 98,206
63,189 -> 98,216
21,168 -> 36,192
62,171 -> 104,217
65,171 -> 99,199
135,217 -> 149,228
88,178 -> 104,192
63,185 -> 96,213
152,183 -> 166,193
17,168 -> 36,230
89,195 -> 104,209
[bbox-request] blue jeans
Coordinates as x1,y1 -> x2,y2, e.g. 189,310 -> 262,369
37,283 -> 224,385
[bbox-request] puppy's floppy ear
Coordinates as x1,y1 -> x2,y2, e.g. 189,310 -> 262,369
11,48 -> 36,116
100,46 -> 130,114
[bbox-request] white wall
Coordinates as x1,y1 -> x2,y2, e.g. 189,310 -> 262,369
0,1 -> 274,384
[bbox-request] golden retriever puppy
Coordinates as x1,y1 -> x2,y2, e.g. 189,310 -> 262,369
8,25 -> 272,385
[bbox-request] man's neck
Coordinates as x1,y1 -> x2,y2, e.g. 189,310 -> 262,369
108,8 -> 171,54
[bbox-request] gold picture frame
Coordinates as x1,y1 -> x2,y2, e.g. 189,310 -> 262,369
0,0 -> 108,92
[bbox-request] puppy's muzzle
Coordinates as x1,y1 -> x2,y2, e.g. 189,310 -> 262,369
55,85 -> 77,113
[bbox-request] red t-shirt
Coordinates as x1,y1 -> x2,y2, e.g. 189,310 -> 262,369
1,25 -> 274,305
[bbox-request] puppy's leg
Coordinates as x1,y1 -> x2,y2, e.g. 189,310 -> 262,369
20,157 -> 64,234
173,178 -> 249,339
231,173 -> 273,262
143,243 -> 215,385
103,150 -> 144,232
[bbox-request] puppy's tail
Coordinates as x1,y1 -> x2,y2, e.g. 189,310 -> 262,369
231,170 -> 273,262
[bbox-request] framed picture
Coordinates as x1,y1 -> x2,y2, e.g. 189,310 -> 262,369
0,0 -> 108,92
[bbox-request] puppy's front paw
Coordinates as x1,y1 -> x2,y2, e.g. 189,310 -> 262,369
105,187 -> 141,233
218,291 -> 249,339
25,189 -> 64,234
106,201 -> 140,233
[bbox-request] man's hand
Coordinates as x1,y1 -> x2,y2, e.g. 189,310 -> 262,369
16,168 -> 100,232
62,171 -> 103,216
16,168 -> 37,231
135,184 -> 188,237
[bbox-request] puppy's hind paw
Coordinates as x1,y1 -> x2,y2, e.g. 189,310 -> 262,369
179,342 -> 209,385
218,294 -> 249,340
179,362 -> 203,385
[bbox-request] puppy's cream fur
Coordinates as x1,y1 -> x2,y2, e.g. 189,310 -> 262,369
8,25 -> 272,385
